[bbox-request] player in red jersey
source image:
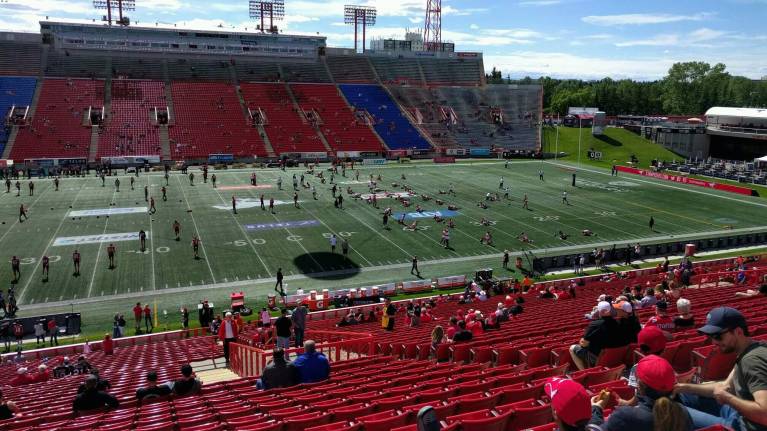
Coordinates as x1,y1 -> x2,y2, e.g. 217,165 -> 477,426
149,196 -> 156,214
173,220 -> 181,241
161,186 -> 167,201
269,197 -> 275,214
18,204 -> 28,222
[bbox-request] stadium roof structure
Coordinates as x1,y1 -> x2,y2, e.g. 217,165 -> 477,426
705,107 -> 767,120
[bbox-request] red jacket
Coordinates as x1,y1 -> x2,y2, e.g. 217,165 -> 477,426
218,319 -> 239,341
9,373 -> 35,387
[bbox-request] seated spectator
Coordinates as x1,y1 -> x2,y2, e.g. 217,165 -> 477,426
77,368 -> 110,393
258,348 -> 298,390
675,307 -> 767,430
102,333 -> 113,355
468,311 -> 484,336
0,389 -> 19,420
645,301 -> 675,333
639,288 -> 657,308
615,301 -> 641,344
621,326 -> 667,406
734,284 -> 767,298
75,355 -> 92,374
293,340 -> 330,384
570,301 -> 621,370
431,325 -> 446,352
673,298 -> 695,329
136,371 -> 171,401
543,378 -> 600,430
592,355 -> 692,430
446,317 -> 459,340
73,375 -> 119,413
9,367 -> 34,387
54,356 -> 75,378
509,297 -> 524,317
171,364 -> 202,396
452,321 -> 473,342
34,364 -> 50,383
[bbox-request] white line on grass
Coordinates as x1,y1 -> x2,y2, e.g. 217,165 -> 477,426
174,175 -> 218,284
86,187 -> 118,298
146,175 -> 157,290
17,180 -> 89,304
546,161 -> 767,208
208,175 -> 275,276
0,181 -> 55,244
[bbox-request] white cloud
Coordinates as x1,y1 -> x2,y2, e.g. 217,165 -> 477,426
615,34 -> 679,47
582,12 -> 714,26
469,24 -> 479,30
519,0 -> 562,5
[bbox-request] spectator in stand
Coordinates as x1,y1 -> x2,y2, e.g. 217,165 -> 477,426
620,326 -> 667,407
543,378 -> 601,431
171,364 -> 202,396
78,368 -> 110,392
468,311 -> 485,336
734,284 -> 767,298
34,364 -> 50,383
570,301 -> 622,370
446,317 -> 459,340
274,308 -> 292,353
639,288 -> 657,308
452,321 -> 473,342
592,355 -> 692,431
431,326 -> 446,352
75,355 -> 92,374
673,298 -> 696,329
102,333 -> 114,355
257,348 -> 298,390
383,298 -> 396,331
218,312 -> 239,364
676,307 -> 767,430
260,307 -> 270,327
133,302 -> 142,333
291,303 -> 307,348
0,389 -> 19,420
293,340 -> 330,384
645,301 -> 675,333
54,356 -> 75,378
73,375 -> 119,414
9,367 -> 34,387
136,371 -> 171,401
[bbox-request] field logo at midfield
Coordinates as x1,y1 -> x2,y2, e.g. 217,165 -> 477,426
609,181 -> 640,187
53,232 -> 149,246
244,220 -> 319,231
69,207 -> 148,217
393,210 -> 460,220
361,192 -> 412,200
213,199 -> 296,210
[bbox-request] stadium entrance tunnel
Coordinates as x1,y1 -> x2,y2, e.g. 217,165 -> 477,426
294,252 -> 361,280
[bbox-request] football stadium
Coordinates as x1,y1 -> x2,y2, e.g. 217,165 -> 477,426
0,1 -> 766,430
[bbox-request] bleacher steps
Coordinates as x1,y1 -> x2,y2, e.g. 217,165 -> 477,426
284,83 -> 333,153
335,85 -> 390,151
159,125 -> 171,160
27,76 -> 44,118
257,125 -> 277,158
163,79 -> 175,126
229,62 -> 239,86
415,59 -> 428,86
321,56 -> 335,84
366,57 -> 383,84
89,126 -> 99,163
378,84 -> 436,150
1,127 -> 18,159
235,85 -> 276,158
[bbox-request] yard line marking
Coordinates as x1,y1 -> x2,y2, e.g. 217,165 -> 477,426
175,175 -> 218,284
146,175 -> 157,291
17,180 -> 89,304
28,224 -> 767,309
87,186 -> 119,298
0,181 -> 55,245
546,161 -> 767,208
208,175 -> 274,276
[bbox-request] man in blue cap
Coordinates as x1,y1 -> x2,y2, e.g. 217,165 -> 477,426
675,306 -> 767,431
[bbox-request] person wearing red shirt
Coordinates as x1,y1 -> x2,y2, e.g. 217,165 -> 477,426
218,312 -> 239,364
645,301 -> 675,333
9,368 -> 35,387
102,333 -> 114,355
143,305 -> 153,333
446,317 -> 459,340
47,318 -> 59,346
133,302 -> 142,332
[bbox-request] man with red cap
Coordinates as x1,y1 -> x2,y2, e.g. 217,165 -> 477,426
593,355 -> 692,430
620,325 -> 668,406
676,307 -> 767,431
544,377 -> 602,430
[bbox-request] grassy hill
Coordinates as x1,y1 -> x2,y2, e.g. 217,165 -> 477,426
542,126 -> 683,170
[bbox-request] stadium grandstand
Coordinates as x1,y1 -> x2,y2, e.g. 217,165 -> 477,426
3,7 -> 767,431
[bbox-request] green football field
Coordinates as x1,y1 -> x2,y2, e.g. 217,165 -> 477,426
3,159 -> 767,332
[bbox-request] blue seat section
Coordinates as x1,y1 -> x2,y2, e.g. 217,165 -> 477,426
0,77 -> 37,152
339,84 -> 431,150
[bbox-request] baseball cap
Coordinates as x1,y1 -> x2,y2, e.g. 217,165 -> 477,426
638,326 -> 666,354
656,301 -> 668,311
597,301 -> 612,315
544,378 -> 591,426
613,301 -> 633,314
636,355 -> 676,393
698,307 -> 747,335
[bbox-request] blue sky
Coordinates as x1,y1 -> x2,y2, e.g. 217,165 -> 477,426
1,0 -> 765,80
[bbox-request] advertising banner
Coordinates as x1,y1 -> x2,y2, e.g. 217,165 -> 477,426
615,166 -> 756,196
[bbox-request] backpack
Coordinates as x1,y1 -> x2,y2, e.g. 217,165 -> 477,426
13,324 -> 23,337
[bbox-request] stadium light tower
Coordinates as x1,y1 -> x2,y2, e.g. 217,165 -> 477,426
93,0 -> 135,26
344,5 -> 376,53
423,0 -> 441,51
249,0 -> 285,34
